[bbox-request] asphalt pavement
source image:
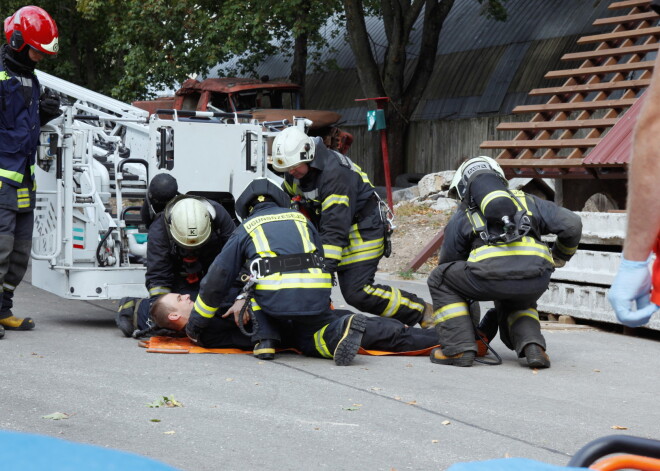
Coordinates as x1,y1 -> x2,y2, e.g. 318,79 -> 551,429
1,268 -> 659,471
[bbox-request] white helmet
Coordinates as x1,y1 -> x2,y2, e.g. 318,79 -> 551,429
271,127 -> 315,172
449,156 -> 507,201
165,197 -> 213,249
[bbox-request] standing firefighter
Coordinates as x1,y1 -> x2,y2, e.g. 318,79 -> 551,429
185,178 -> 367,365
427,156 -> 582,368
273,126 -> 432,327
0,6 -> 60,337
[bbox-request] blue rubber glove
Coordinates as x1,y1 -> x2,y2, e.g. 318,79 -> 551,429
607,257 -> 659,328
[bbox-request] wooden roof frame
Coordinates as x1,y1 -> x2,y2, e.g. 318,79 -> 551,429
480,0 -> 660,179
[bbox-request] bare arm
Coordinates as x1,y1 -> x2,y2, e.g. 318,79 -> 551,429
625,52 -> 660,261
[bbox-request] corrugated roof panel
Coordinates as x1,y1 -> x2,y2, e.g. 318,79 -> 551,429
478,42 -> 532,114
583,92 -> 647,166
209,0 -> 615,76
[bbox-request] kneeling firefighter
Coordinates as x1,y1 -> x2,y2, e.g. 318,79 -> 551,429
427,156 -> 582,368
186,178 -> 367,365
272,126 -> 433,328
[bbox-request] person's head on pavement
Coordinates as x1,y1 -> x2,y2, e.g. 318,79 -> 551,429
150,293 -> 194,331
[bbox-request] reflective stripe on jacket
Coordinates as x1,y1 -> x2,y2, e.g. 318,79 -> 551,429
441,191 -> 582,280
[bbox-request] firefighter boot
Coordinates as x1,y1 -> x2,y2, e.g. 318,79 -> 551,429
116,297 -> 139,337
523,343 -> 551,369
430,348 -> 475,367
0,237 -> 33,330
254,339 -> 276,360
420,302 -> 435,329
0,313 -> 35,330
333,313 -> 366,366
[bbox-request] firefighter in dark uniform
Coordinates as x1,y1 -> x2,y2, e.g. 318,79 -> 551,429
145,195 -> 236,299
186,178 -> 367,365
0,7 -> 60,338
427,156 -> 582,368
272,126 -> 433,328
115,194 -> 236,337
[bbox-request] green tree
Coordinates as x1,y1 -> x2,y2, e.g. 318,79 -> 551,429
343,0 -> 507,183
212,0 -> 343,108
76,0 -> 229,100
2,1 -> 235,101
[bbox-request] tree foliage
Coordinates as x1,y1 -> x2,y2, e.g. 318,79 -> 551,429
1,1 -> 343,102
2,0 -> 507,180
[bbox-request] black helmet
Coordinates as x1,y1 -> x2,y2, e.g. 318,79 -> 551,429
235,178 -> 290,220
148,173 -> 178,212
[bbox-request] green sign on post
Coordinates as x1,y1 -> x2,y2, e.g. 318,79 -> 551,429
366,109 -> 386,131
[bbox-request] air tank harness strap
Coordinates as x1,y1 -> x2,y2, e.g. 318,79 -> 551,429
253,252 -> 325,277
237,253 -> 326,336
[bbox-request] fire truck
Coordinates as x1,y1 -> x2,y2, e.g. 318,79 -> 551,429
31,71 -> 294,301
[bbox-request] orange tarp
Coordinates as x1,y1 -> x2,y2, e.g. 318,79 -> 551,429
140,336 -> 439,357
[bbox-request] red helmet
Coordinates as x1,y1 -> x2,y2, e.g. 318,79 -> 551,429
4,6 -> 59,55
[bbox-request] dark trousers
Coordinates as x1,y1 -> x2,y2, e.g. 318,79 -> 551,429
338,257 -> 426,326
427,261 -> 551,356
252,308 -> 353,358
198,316 -> 256,350
0,207 -> 33,317
361,316 -> 438,351
255,306 -> 438,353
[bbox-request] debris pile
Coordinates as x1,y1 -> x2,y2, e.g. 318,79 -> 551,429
392,171 -> 458,213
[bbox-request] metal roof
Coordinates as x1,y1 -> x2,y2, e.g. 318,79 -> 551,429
583,91 -> 647,166
204,0 -> 617,125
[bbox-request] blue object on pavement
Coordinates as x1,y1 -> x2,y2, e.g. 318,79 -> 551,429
1,430 -> 181,470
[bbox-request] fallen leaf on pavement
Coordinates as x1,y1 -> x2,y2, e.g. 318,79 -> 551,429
611,425 -> 628,430
164,431 -> 175,435
441,420 -> 451,425
42,412 -> 70,420
147,395 -> 183,408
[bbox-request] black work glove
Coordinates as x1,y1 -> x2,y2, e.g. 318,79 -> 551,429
551,243 -> 571,268
185,311 -> 211,345
39,91 -> 62,125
